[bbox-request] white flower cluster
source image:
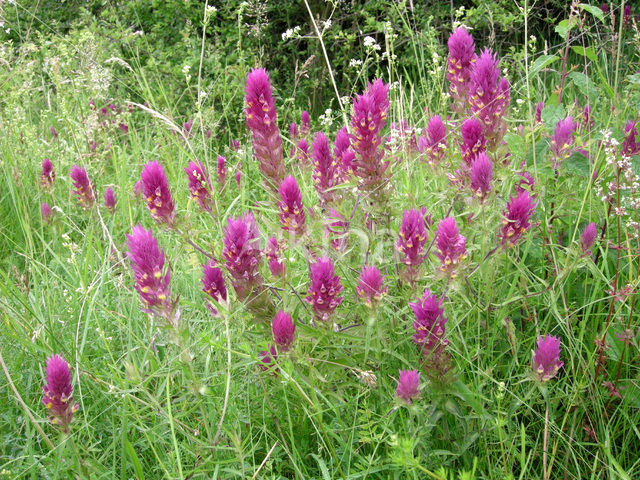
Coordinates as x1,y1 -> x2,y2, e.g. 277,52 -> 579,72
282,26 -> 301,41
349,58 -> 363,68
319,108 -> 333,128
363,36 -> 381,51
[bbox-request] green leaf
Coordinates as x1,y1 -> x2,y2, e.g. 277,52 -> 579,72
571,45 -> 597,62
530,54 -> 559,77
312,454 -> 332,480
124,439 -> 145,480
568,71 -> 600,101
504,133 -> 525,158
564,150 -> 590,177
541,103 -> 566,131
555,19 -> 573,40
579,3 -> 605,23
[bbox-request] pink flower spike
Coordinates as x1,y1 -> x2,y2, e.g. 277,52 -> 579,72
69,166 -> 95,208
42,354 -> 78,431
202,260 -> 227,304
535,102 -> 545,123
435,217 -> 467,275
104,187 -> 117,211
532,334 -> 563,382
185,161 -> 213,212
550,116 -> 577,169
447,27 -> 476,113
580,222 -> 597,255
272,310 -> 295,351
334,126 -> 355,180
265,236 -> 286,277
409,289 -> 450,377
141,161 -> 175,225
259,344 -> 278,371
396,209 -> 428,270
312,132 -> 340,204
300,111 -> 311,137
278,175 -> 306,236
395,369 -> 420,403
460,117 -> 486,167
470,151 -> 493,200
41,158 -> 55,188
419,115 -> 447,165
41,202 -> 53,223
217,156 -> 227,185
356,265 -> 387,307
222,212 -> 263,300
305,255 -> 343,322
500,190 -> 537,247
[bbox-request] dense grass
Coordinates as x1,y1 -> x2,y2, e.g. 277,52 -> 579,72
1,2 -> 639,479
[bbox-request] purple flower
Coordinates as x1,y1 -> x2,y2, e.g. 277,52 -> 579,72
217,156 -> 227,184
259,344 -> 277,371
312,132 -> 340,204
435,217 -> 467,275
334,126 -> 355,180
395,369 -> 420,403
350,79 -> 390,196
550,116 -> 577,169
49,126 -> 58,140
470,151 -> 493,200
69,166 -> 95,208
460,117 -> 486,167
104,187 -> 117,211
295,138 -> 310,165
42,354 -> 78,431
305,255 -> 343,322
222,212 -> 263,300
325,208 -> 349,251
183,119 -> 193,137
447,27 -> 476,113
580,222 -> 597,254
184,161 -> 213,212
235,166 -> 242,188
245,68 -> 285,188
89,140 -> 98,152
500,190 -> 537,247
231,139 -> 240,151
535,102 -> 545,123
126,225 -> 172,313
40,158 -> 55,188
581,105 -> 593,131
356,265 -> 387,307
272,310 -> 295,351
41,202 -> 53,223
278,175 -> 306,236
418,115 -> 447,165
468,49 -> 510,148
289,122 -> 299,140
265,236 -> 286,277
119,123 -> 129,134
516,170 -> 535,194
622,121 -> 640,156
410,290 -> 451,377
396,209 -> 428,272
202,261 -> 227,317
532,334 -> 563,382
141,161 -> 175,225
300,110 -> 311,137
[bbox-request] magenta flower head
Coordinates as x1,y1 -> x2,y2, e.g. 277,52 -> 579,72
580,222 -> 597,255
396,209 -> 428,271
622,121 -> 640,157
295,138 -> 310,165
259,344 -> 278,371
532,334 -> 563,382
550,116 -> 577,169
278,175 -> 306,236
460,117 -> 487,167
104,187 -> 117,211
516,170 -> 535,194
42,354 -> 78,432
222,212 -> 263,300
410,290 -> 450,375
447,27 -> 476,113
500,190 -> 537,247
217,155 -> 227,184
184,161 -> 212,212
325,208 -> 349,251
202,260 -> 227,316
305,255 -> 343,323
356,265 -> 387,307
350,79 -> 391,195
581,105 -> 593,131
271,310 -> 295,351
300,110 -> 311,137
126,225 -> 171,313
289,122 -> 299,140
69,165 -> 95,208
470,151 -> 493,200
312,132 -> 340,204
244,68 -> 285,188
235,167 -> 242,188
419,115 -> 447,165
395,369 -> 420,403
41,202 -> 53,223
535,102 -> 545,123
468,49 -> 510,148
265,236 -> 286,277
435,217 -> 467,275
40,158 -> 55,188
334,126 -> 355,180
141,160 -> 175,225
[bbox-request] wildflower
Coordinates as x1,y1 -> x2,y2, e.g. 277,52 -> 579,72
244,68 -> 285,188
550,116 -> 577,169
259,344 -> 277,370
305,255 -> 343,322
460,117 -> 486,167
40,158 -> 55,188
42,354 -> 78,432
532,334 -> 563,382
312,132 -> 340,204
235,166 -> 242,188
296,138 -> 310,164
222,212 -> 263,301
581,105 -> 594,131
418,115 -> 447,165
265,236 -> 286,277
231,139 -> 240,151
125,225 -> 172,313
300,111 -> 311,137
69,166 -> 95,208
89,140 -> 97,152
202,260 -> 227,304
535,102 -> 544,123
470,151 -> 493,200
334,126 -> 355,180
141,161 -> 175,225
104,187 -> 117,211
396,209 -> 428,274
217,156 -> 227,185
49,126 -> 58,140
580,222 -> 597,255
409,289 -> 451,378
622,121 -> 640,156
133,179 -> 143,198
41,202 -> 53,223
446,27 -> 476,113
272,310 -> 295,351
278,175 -> 306,236
468,49 -> 510,149
395,370 -> 420,403
435,217 -> 467,275
183,119 -> 193,137
356,265 -> 387,307
500,190 -> 537,247
119,123 -> 129,134
516,170 -> 535,194
350,79 -> 391,196
184,161 -> 213,212
289,122 -> 299,140
325,208 -> 349,251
